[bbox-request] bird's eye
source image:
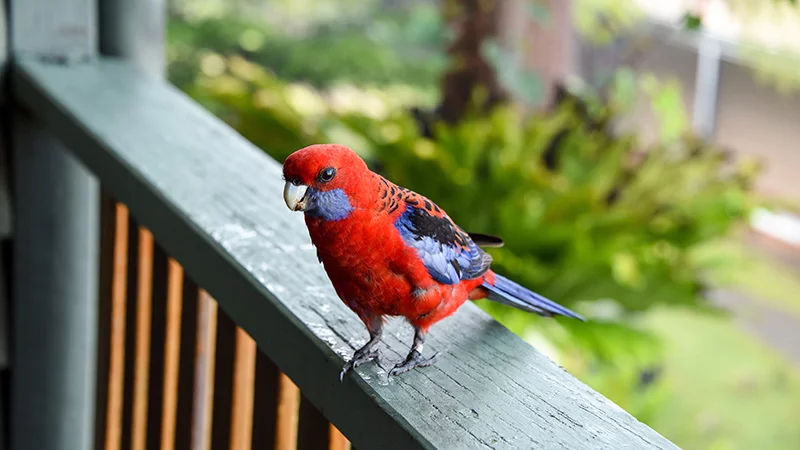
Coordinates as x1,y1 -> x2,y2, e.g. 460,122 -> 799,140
318,167 -> 336,183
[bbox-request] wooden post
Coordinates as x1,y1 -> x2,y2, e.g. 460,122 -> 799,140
0,4 -> 11,449
99,0 -> 166,77
9,1 -> 99,450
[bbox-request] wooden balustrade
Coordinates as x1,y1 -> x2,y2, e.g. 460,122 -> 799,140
95,201 -> 349,450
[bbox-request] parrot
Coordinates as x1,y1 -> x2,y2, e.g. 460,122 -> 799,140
281,144 -> 585,380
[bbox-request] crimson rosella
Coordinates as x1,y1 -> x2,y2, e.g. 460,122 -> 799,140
282,144 -> 585,380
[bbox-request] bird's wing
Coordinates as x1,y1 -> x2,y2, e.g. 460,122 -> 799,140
393,193 -> 492,285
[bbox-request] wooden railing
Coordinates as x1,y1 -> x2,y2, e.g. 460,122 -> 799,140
9,55 -> 681,450
95,201 -> 348,450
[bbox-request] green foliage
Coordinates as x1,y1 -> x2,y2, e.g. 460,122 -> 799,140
176,54 -> 439,163
572,0 -> 644,44
167,7 -> 447,92
180,55 -> 328,162
338,97 -> 759,318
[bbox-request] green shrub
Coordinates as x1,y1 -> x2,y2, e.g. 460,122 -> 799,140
339,101 -> 760,319
167,10 -> 447,92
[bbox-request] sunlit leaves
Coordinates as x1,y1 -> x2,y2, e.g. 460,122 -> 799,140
571,0 -> 644,44
640,74 -> 688,143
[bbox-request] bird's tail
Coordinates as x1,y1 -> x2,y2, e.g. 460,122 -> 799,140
481,271 -> 585,321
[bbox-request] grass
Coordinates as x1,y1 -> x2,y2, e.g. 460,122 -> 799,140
549,232 -> 800,450
508,234 -> 800,450
644,307 -> 800,450
695,237 -> 800,316
552,304 -> 800,450
652,236 -> 800,449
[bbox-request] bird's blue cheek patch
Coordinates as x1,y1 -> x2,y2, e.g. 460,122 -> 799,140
307,188 -> 354,221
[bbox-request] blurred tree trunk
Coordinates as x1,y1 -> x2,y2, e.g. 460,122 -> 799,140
435,0 -> 507,124
433,0 -> 576,125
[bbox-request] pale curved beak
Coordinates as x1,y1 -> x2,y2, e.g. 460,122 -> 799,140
283,182 -> 309,211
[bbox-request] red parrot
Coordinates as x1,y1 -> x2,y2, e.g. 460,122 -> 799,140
282,144 -> 585,380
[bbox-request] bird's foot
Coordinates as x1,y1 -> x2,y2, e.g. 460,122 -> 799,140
388,350 -> 439,377
339,345 -> 380,382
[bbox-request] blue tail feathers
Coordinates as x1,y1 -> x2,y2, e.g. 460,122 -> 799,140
483,274 -> 585,321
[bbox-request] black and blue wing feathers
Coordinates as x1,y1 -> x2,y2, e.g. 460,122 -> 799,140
394,204 -> 491,285
391,191 -> 584,321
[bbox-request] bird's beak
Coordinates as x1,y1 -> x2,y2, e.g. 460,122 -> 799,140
283,182 -> 309,211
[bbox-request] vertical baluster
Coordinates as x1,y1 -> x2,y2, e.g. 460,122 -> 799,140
120,217 -> 141,450
192,290 -> 218,450
229,328 -> 257,450
160,258 -> 184,450
98,199 -> 130,450
131,228 -> 154,450
274,373 -> 300,450
329,424 -> 350,450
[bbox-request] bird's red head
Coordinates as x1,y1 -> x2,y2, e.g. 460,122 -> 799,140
282,144 -> 373,220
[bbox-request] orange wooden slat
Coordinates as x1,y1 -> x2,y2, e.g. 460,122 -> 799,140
191,290 -> 218,450
103,202 -> 130,450
160,258 -> 184,450
329,424 -> 350,450
274,373 -> 300,450
131,227 -> 154,450
229,328 -> 257,450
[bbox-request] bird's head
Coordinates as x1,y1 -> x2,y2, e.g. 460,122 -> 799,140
282,144 -> 371,221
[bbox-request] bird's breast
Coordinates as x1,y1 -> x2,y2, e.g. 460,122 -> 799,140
305,211 -> 415,314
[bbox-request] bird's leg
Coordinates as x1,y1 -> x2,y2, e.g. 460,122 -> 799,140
389,327 -> 438,377
339,320 -> 382,382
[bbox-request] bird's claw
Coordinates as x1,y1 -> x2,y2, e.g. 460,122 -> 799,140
389,350 -> 439,377
339,347 -> 380,382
